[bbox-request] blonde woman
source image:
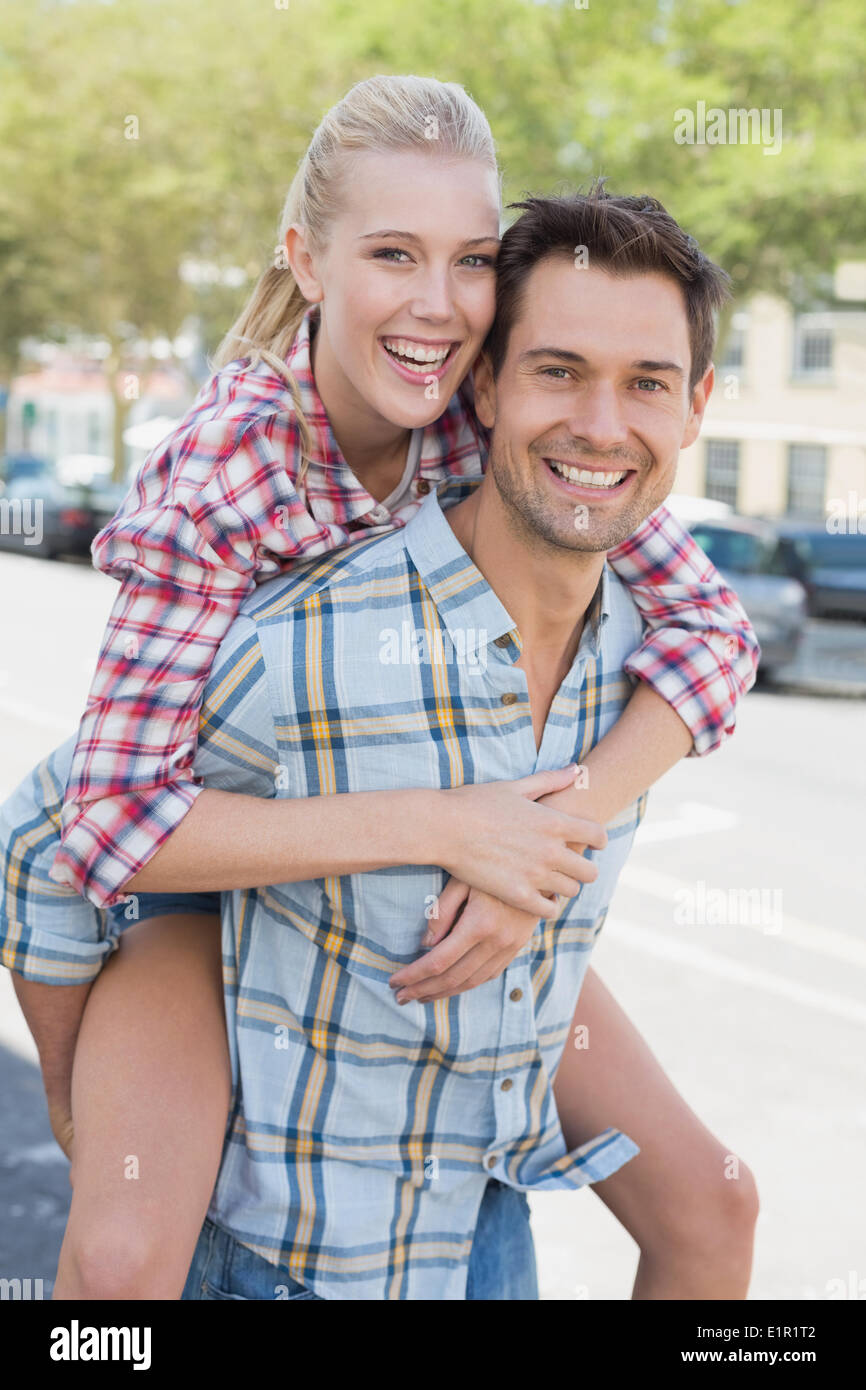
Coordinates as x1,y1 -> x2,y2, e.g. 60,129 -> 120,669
3,74 -> 758,1300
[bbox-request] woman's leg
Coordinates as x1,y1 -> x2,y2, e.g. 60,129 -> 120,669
53,911 -> 231,1300
554,965 -> 759,1300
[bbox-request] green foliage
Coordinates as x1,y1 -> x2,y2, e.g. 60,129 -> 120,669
1,0 -> 863,375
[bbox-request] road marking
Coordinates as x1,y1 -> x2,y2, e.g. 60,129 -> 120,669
619,864 -> 866,969
605,915 -> 866,1026
634,801 -> 739,844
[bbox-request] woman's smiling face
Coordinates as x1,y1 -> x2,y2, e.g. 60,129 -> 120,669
297,149 -> 502,430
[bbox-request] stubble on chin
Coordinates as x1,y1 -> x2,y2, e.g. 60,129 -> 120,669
490,444 -> 670,556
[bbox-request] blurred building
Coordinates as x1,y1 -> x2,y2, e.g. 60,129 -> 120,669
677,265 -> 866,524
4,358 -> 196,480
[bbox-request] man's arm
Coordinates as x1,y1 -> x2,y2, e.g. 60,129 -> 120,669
11,974 -> 91,1158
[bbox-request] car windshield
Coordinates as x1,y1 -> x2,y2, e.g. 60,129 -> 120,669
690,526 -> 773,574
793,533 -> 866,570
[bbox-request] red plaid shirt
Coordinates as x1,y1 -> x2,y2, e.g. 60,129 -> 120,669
48,304 -> 759,908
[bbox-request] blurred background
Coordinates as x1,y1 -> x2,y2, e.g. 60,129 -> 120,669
1,0 -> 864,1301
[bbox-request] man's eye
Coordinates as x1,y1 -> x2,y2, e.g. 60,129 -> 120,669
636,378 -> 665,391
541,367 -> 570,379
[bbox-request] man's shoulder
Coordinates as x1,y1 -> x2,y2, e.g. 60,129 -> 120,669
238,523 -> 413,628
601,559 -> 646,648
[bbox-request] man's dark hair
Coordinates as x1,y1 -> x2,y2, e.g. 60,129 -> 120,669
484,182 -> 731,390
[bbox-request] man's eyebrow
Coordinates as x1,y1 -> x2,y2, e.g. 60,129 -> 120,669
518,347 -> 684,376
632,358 -> 685,376
357,229 -> 501,248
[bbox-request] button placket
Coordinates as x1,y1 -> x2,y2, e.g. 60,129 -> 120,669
484,962 -> 534,1175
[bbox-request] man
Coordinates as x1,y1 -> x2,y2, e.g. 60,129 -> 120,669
16,188 -> 733,1300
167,189 -> 726,1299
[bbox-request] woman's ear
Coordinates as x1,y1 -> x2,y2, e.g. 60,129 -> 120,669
471,352 -> 497,430
284,225 -> 323,303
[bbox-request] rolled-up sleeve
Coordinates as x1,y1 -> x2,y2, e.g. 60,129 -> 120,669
606,502 -> 761,756
0,737 -> 117,984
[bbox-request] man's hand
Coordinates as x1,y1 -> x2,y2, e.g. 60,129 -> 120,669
388,869 -> 582,1005
45,1083 -> 75,1165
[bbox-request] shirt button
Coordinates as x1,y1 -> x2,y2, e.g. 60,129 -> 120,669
500,1078 -> 514,1092
494,634 -> 510,648
486,1154 -> 498,1170
500,692 -> 518,706
509,988 -> 523,1002
415,478 -> 431,495
368,505 -> 388,523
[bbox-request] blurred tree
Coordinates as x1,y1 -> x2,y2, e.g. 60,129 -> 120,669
0,0 -> 863,476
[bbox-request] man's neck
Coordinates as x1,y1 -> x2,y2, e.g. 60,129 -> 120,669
446,484 -> 606,674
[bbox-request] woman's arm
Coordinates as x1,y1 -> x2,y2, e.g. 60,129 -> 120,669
389,681 -> 691,1004
123,773 -> 605,919
389,507 -> 759,1002
49,417 -> 357,911
606,500 -> 760,756
539,678 -> 692,827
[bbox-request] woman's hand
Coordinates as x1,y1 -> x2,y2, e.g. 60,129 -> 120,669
436,766 -> 606,918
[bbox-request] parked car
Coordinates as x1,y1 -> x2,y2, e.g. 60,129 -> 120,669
0,470 -> 126,560
0,451 -> 52,486
688,517 -> 809,679
772,522 -> 866,620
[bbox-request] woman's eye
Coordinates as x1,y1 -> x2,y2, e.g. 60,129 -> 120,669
373,247 -> 413,263
459,254 -> 496,269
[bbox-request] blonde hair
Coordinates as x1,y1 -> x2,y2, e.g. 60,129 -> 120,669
213,74 -> 499,484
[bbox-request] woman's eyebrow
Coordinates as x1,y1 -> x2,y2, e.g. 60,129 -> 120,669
357,229 -> 501,247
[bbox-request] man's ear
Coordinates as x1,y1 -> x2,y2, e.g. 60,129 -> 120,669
284,224 -> 323,303
680,363 -> 714,451
472,351 -> 497,430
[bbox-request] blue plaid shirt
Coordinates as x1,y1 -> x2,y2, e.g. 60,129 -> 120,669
2,475 -> 649,1299
188,474 -> 648,1299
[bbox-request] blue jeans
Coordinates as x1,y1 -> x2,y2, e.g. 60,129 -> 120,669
106,891 -> 222,932
182,1180 -> 538,1301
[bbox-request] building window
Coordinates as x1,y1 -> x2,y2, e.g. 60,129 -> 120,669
705,440 -> 740,509
787,445 -> 827,520
719,312 -> 748,373
792,314 -> 834,380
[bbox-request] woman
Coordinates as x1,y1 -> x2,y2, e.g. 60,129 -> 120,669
3,73 -> 758,1299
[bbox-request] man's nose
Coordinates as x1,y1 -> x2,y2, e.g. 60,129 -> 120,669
565,383 -> 630,453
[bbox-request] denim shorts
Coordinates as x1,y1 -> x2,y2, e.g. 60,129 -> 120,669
182,1179 -> 538,1301
106,890 -> 221,933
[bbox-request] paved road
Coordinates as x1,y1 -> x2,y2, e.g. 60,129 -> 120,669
1,550 -> 864,1300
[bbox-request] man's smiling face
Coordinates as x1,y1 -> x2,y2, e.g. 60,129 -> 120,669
474,255 -> 713,552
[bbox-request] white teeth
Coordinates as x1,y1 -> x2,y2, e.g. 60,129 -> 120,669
550,461 -> 627,488
382,337 -> 452,367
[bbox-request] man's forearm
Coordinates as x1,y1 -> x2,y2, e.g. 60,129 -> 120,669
11,973 -> 92,1091
542,678 -> 693,828
124,786 -> 448,894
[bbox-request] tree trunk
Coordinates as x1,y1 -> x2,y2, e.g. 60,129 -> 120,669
105,342 -> 130,483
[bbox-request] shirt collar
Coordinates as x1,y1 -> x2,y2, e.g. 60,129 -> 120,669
403,477 -> 612,661
283,304 -> 346,471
